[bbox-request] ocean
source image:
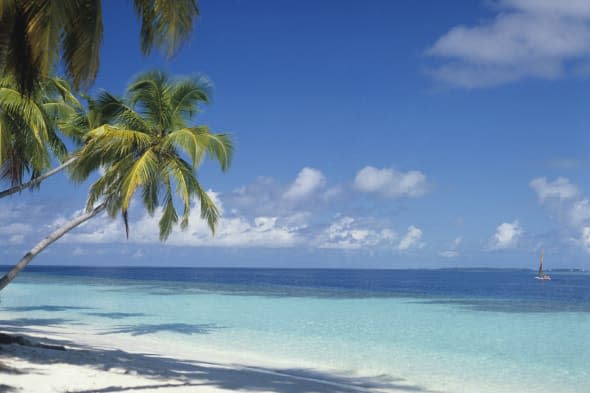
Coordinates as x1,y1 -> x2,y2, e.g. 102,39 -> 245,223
1,266 -> 589,393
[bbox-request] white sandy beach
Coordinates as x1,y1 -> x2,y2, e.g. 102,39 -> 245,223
0,324 -> 427,393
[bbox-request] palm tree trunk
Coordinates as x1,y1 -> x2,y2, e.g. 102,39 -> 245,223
0,156 -> 78,200
0,202 -> 106,291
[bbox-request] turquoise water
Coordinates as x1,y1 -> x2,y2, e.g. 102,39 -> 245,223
1,268 -> 589,393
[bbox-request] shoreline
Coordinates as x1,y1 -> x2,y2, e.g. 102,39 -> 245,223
2,270 -> 587,393
0,325 -> 425,393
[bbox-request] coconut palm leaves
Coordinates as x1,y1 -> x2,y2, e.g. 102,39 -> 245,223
0,0 -> 199,94
0,75 -> 81,187
72,71 -> 233,240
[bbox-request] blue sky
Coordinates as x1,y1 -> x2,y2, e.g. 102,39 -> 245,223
2,0 -> 590,268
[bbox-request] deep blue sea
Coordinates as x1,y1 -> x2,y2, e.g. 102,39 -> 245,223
1,266 -> 589,393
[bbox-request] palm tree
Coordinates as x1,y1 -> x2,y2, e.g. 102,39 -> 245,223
0,90 -> 113,199
0,70 -> 233,291
0,75 -> 82,197
0,0 -> 199,94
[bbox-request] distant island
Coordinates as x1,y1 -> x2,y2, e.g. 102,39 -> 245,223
549,268 -> 587,272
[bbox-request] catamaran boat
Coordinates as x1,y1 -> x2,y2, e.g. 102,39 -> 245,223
535,249 -> 551,281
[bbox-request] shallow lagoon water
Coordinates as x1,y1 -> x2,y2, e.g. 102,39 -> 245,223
1,267 -> 589,393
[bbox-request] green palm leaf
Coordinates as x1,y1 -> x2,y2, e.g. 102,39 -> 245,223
120,148 -> 158,212
0,0 -> 199,94
78,69 -> 231,241
0,87 -> 49,147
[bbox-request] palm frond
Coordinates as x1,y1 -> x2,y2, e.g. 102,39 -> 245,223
141,176 -> 160,216
59,108 -> 90,144
1,0 -> 199,94
46,127 -> 68,162
127,70 -> 172,130
164,127 -> 233,171
194,179 -> 220,234
94,91 -> 150,132
86,157 -> 131,209
0,86 -> 49,147
62,0 -> 102,91
158,174 -> 178,240
165,155 -> 197,230
42,76 -> 82,109
72,126 -> 152,182
169,76 -> 210,122
120,148 -> 158,212
134,0 -> 199,57
76,69 -> 230,242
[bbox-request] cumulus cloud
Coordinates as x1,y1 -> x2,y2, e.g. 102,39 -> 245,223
228,169 -> 331,219
316,216 -> 396,250
439,236 -> 463,258
530,177 -> 586,223
568,199 -> 590,228
397,225 -> 424,251
0,165 -> 432,256
579,226 -> 590,251
530,177 -> 580,202
62,192 -> 303,248
283,167 -> 326,201
354,166 -> 428,198
531,176 -> 590,252
426,0 -> 590,88
488,220 -> 523,250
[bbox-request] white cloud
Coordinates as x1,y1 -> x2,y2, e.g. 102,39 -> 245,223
530,176 -> 590,252
488,220 -> 523,250
398,225 -> 424,251
569,199 -> 590,228
530,177 -> 580,202
426,0 -> 590,88
8,234 -> 25,245
283,167 -> 326,201
60,191 -> 303,249
439,236 -> 463,258
354,166 -> 428,198
580,226 -> 590,250
69,206 -> 417,253
322,186 -> 342,201
0,223 -> 32,236
567,226 -> 590,253
500,0 -> 590,17
0,165 -> 432,257
316,216 -> 396,250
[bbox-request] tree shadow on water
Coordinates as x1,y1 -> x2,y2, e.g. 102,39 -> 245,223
1,305 -> 92,313
411,298 -> 590,313
99,323 -> 222,336
85,312 -> 148,320
0,318 -> 80,337
0,318 -> 74,327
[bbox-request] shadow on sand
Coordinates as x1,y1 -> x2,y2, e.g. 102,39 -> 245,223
0,331 -> 437,393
